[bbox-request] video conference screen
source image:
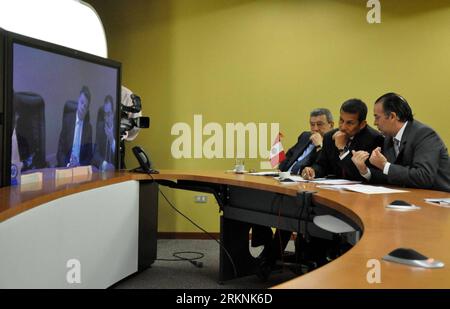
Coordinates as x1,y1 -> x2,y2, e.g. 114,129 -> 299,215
11,42 -> 120,183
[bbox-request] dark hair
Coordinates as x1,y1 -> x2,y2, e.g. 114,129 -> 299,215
340,98 -> 367,122
375,92 -> 413,122
80,86 -> 91,104
310,108 -> 333,123
104,94 -> 114,112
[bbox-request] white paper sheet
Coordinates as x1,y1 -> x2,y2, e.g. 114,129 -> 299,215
248,171 -> 280,176
310,179 -> 361,185
318,184 -> 409,194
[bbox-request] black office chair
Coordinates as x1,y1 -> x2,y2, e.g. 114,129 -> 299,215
63,100 -> 80,115
252,162 -> 332,278
14,92 -> 47,171
257,201 -> 361,281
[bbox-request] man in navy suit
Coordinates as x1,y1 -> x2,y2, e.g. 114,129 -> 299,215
351,93 -> 450,192
278,108 -> 334,174
57,86 -> 93,167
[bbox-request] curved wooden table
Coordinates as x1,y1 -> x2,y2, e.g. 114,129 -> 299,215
1,170 -> 449,288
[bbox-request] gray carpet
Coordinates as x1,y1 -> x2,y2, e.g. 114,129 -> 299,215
114,239 -> 299,289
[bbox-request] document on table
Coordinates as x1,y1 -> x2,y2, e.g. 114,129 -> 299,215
318,184 -> 409,194
274,176 -> 348,183
274,175 -> 309,182
310,179 -> 361,185
248,171 -> 280,176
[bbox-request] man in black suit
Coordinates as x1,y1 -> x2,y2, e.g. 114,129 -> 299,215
302,99 -> 384,181
253,108 -> 334,280
92,95 -> 116,171
57,86 -> 93,167
351,93 -> 450,192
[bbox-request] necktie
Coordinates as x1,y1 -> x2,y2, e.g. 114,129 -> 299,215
393,138 -> 400,158
290,144 -> 314,175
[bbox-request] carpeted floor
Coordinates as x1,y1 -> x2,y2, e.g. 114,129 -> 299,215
114,239 -> 299,289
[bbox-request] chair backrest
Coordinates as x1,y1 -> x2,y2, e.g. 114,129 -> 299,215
63,100 -> 78,114
14,91 -> 47,170
63,100 -> 90,122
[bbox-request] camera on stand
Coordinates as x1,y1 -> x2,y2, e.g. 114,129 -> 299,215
119,92 -> 150,169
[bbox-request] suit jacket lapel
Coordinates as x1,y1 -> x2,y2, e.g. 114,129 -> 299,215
290,134 -> 310,165
396,122 -> 412,162
384,122 -> 411,163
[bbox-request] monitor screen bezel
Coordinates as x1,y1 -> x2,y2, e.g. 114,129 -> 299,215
1,28 -> 122,187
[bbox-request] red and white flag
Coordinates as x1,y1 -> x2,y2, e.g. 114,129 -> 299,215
270,133 -> 286,168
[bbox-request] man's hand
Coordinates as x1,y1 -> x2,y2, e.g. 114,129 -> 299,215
301,167 -> 315,180
351,150 -> 369,174
310,132 -> 323,148
332,131 -> 348,150
369,147 -> 388,170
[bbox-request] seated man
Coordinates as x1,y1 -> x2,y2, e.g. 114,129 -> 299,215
302,98 -> 384,181
57,86 -> 93,167
253,108 -> 334,279
255,99 -> 384,281
92,95 -> 116,171
279,108 -> 334,174
351,92 -> 450,192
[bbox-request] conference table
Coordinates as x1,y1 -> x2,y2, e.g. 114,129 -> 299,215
0,170 -> 449,288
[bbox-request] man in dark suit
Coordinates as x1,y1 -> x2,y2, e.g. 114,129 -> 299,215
278,108 -> 334,174
92,95 -> 116,171
302,99 -> 384,181
57,86 -> 93,167
253,108 -> 334,280
351,93 -> 450,192
252,99 -> 384,281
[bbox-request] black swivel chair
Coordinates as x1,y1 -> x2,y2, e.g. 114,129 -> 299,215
63,100 -> 78,115
14,92 -> 47,171
62,100 -> 91,124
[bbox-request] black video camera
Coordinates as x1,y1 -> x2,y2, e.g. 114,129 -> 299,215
120,93 -> 150,137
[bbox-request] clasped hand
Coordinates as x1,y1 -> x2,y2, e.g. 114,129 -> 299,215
350,147 -> 388,174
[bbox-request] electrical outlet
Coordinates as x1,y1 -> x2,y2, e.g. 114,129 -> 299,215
194,195 -> 208,203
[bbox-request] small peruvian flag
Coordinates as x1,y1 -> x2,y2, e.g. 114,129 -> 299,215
270,132 -> 286,168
